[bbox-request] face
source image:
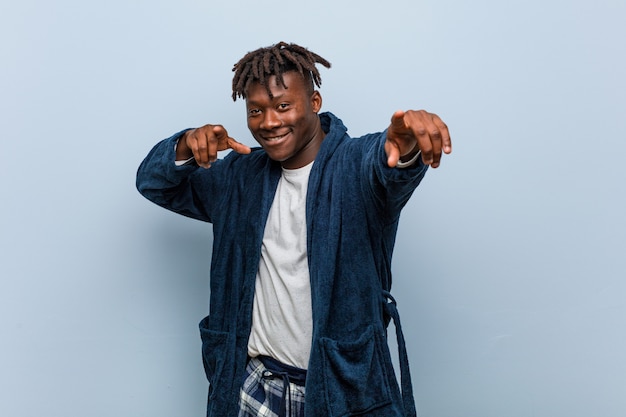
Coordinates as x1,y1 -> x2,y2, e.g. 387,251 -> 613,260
245,71 -> 324,169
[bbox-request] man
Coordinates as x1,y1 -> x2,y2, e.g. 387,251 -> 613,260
137,41 -> 451,417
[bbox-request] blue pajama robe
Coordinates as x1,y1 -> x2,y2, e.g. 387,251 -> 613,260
137,112 -> 427,416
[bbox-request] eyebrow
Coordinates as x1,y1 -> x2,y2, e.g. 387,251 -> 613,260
246,92 -> 288,106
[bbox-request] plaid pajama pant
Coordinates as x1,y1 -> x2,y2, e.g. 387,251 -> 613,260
238,356 -> 307,417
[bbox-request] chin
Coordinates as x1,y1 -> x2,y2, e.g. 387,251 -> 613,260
264,150 -> 290,163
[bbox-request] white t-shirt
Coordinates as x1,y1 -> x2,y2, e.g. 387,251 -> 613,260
247,161 -> 313,369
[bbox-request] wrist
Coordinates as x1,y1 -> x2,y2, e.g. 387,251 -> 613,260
396,149 -> 421,168
175,131 -> 194,161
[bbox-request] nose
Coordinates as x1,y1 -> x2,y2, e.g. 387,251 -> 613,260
260,110 -> 281,130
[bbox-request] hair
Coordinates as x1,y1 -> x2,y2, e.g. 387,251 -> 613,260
231,41 -> 331,101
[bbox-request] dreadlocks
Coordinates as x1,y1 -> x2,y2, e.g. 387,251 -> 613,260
231,41 -> 331,101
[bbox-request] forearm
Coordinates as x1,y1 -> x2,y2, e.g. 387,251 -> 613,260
362,130 -> 428,215
136,130 -> 212,222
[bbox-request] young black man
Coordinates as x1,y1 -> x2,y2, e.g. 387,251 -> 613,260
137,41 -> 452,417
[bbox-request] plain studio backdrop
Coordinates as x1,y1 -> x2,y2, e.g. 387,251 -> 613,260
1,0 -> 624,416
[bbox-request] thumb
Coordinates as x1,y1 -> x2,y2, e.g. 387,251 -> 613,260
386,110 -> 405,167
212,125 -> 229,139
384,138 -> 401,168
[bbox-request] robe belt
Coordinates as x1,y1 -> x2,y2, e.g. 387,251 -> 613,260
382,290 -> 417,417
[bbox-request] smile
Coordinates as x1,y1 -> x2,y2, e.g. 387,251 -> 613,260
263,132 -> 290,142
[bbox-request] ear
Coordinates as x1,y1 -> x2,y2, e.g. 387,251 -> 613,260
310,90 -> 322,113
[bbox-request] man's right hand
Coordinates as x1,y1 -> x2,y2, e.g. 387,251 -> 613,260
177,124 -> 251,168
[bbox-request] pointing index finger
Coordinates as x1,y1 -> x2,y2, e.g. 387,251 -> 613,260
390,110 -> 406,130
227,137 -> 251,155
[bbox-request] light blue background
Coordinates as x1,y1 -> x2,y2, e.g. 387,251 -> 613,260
1,0 -> 625,416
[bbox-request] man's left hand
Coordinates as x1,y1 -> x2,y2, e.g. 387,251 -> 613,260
385,110 -> 452,168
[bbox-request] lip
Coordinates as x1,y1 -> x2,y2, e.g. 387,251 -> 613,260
260,131 -> 290,145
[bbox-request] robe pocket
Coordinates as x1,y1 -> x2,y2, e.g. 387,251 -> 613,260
321,326 -> 392,416
199,318 -> 229,393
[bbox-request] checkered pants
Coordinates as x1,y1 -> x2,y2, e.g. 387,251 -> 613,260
238,357 -> 306,417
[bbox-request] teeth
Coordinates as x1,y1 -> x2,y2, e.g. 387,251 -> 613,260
266,133 -> 287,141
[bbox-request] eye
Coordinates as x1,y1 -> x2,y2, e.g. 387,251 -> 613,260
248,108 -> 260,115
278,103 -> 289,110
